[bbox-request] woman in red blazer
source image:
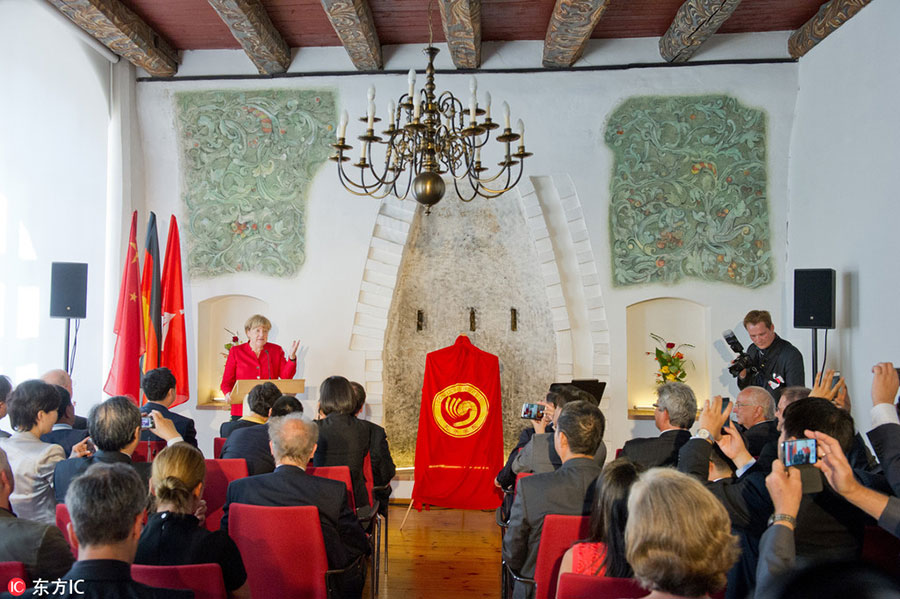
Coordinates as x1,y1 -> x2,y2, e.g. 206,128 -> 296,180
220,314 -> 299,418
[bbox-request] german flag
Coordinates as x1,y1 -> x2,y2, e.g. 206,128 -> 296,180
140,212 -> 162,392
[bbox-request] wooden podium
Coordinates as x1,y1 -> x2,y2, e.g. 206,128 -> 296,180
230,379 -> 305,405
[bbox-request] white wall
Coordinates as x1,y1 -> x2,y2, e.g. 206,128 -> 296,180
0,0 -> 111,429
787,0 -> 900,435
137,42 -> 798,453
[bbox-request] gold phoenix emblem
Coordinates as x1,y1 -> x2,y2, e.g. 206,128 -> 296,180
431,383 -> 489,438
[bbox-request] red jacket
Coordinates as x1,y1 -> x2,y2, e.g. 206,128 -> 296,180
220,342 -> 296,416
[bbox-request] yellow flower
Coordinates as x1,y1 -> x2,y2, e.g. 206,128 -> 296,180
661,366 -> 670,374
666,374 -> 677,381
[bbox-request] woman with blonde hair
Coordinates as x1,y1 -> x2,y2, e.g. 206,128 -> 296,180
135,443 -> 248,598
626,468 -> 739,598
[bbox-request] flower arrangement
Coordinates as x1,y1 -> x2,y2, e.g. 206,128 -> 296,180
222,328 -> 241,358
647,333 -> 694,384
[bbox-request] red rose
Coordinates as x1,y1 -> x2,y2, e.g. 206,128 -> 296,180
666,342 -> 675,349
232,336 -> 239,343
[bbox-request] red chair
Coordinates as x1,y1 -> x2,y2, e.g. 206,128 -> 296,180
307,465 -> 356,512
203,459 -> 249,532
557,573 -> 649,599
504,514 -> 590,599
362,454 -> 385,592
55,503 -> 76,559
0,561 -> 27,587
132,440 -> 167,462
131,564 -> 227,599
213,437 -> 226,459
615,448 -> 623,458
229,504 -> 362,599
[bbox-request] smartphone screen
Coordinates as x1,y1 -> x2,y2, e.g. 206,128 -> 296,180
520,403 -> 544,420
783,438 -> 817,466
140,415 -> 155,429
831,371 -> 841,387
721,397 -> 731,413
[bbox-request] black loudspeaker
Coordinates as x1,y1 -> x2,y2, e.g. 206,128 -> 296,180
50,262 -> 88,319
793,268 -> 835,329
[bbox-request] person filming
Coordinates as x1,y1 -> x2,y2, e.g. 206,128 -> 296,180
732,310 -> 804,400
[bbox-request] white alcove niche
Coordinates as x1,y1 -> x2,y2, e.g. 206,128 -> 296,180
197,294 -> 269,407
626,298 -> 710,417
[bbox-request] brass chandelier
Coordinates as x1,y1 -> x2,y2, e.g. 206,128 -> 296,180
330,6 -> 531,213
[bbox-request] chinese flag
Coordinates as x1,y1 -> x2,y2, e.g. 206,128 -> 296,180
160,215 -> 189,407
104,211 -> 145,402
140,212 -> 162,384
412,335 -> 504,510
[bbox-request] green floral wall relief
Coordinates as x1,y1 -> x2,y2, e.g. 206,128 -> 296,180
175,89 -> 336,278
605,95 -> 772,288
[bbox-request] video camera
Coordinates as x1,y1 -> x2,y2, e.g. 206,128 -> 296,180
723,329 -> 759,378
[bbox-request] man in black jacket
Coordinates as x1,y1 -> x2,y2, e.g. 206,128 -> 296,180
736,310 -> 805,400
622,381 -> 695,468
220,395 -> 304,475
40,386 -> 89,457
139,368 -> 197,447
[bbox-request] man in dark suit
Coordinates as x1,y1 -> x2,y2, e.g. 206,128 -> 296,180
219,381 -> 281,438
40,369 -> 87,430
220,395 -> 303,475
350,381 -> 396,513
17,462 -> 190,599
221,413 -> 369,594
866,361 -> 900,495
503,400 -> 605,599
53,397 -> 182,503
140,368 -> 197,447
622,381 -> 695,468
733,386 -> 779,457
40,386 -> 89,457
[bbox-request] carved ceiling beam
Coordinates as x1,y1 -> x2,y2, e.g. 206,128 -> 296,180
44,0 -> 178,76
207,0 -> 291,74
788,0 -> 872,59
542,0 -> 611,68
320,0 -> 383,71
438,0 -> 481,69
659,0 -> 743,63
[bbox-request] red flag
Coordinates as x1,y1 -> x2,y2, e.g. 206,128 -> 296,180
412,335 -> 504,510
160,215 -> 189,407
140,212 -> 162,385
104,211 -> 145,402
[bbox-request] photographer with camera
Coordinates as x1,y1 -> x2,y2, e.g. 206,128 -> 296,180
725,310 -> 804,401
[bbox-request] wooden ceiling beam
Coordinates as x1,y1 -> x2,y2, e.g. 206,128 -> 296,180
207,0 -> 291,74
542,0 -> 612,68
659,0 -> 743,63
438,0 -> 482,69
788,0 -> 872,59
44,0 -> 178,76
320,0 -> 383,71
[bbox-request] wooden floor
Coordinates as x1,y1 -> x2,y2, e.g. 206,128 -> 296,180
366,504 -> 502,599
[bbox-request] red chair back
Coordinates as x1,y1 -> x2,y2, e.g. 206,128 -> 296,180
307,465 -> 356,512
615,448 -> 623,458
55,503 -> 76,559
132,441 -> 167,462
557,573 -> 649,599
213,437 -> 226,459
229,504 -> 329,599
203,459 -> 249,532
362,453 -> 375,507
0,562 -> 27,586
534,515 -> 590,599
131,564 -> 227,599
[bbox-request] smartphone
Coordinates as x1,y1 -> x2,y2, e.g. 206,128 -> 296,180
782,438 -> 817,467
520,403 -> 544,420
831,371 -> 841,387
720,397 -> 731,413
140,415 -> 155,430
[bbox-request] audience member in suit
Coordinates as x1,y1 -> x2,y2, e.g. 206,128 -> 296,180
0,374 -> 11,438
350,381 -> 395,513
219,381 -> 281,439
140,368 -> 197,447
734,386 -> 780,457
512,385 -> 606,476
0,447 -> 74,584
626,469 -> 739,599
679,396 -> 871,599
865,362 -> 900,495
135,443 -> 248,596
53,397 -> 183,504
622,382 -> 695,468
40,385 -> 89,457
503,400 -> 606,599
221,414 -> 369,596
17,462 -> 192,599
313,376 -> 372,511
220,395 -> 303,475
0,380 -> 74,524
40,369 -> 87,430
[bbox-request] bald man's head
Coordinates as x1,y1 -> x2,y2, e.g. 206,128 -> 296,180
41,369 -> 72,395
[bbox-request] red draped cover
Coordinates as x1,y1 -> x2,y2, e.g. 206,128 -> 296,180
412,335 -> 503,510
